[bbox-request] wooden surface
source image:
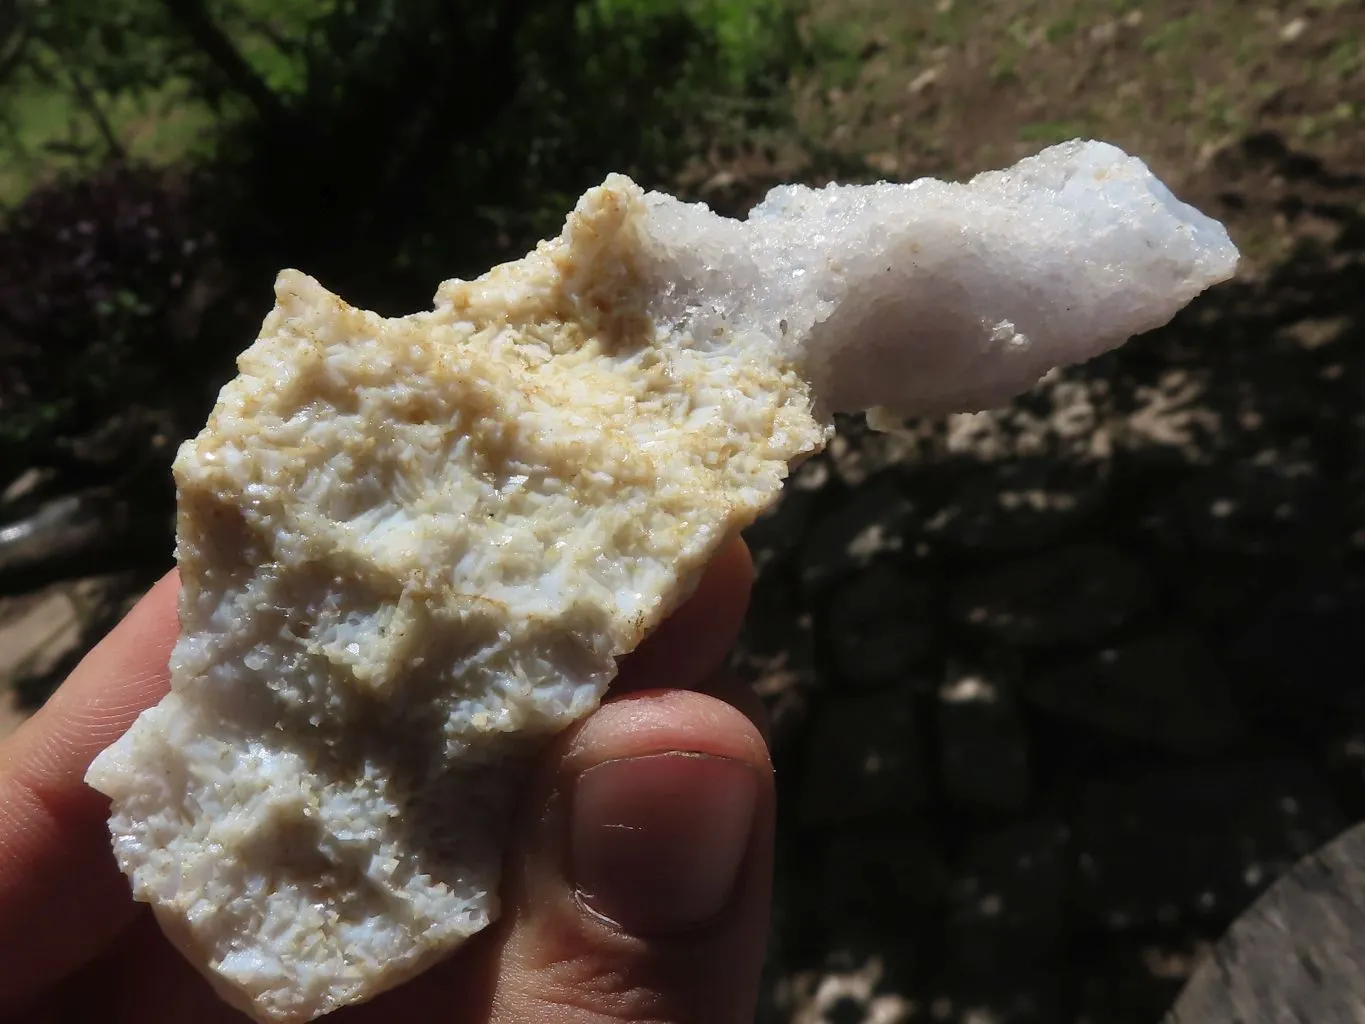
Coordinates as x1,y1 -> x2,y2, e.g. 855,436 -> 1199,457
1168,819 -> 1365,1024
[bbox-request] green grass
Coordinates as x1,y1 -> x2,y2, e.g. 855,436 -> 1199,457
1045,16 -> 1078,43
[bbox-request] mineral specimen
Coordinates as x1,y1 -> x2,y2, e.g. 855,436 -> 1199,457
85,140 -> 1238,1022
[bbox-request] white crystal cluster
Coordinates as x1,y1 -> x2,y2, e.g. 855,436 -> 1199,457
85,140 -> 1237,1022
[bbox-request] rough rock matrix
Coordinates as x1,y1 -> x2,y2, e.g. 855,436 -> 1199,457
85,140 -> 1238,1022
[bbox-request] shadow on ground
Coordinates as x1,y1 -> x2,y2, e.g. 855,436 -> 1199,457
737,133 -> 1365,1023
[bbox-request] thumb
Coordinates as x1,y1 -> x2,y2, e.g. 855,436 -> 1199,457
487,685 -> 774,1024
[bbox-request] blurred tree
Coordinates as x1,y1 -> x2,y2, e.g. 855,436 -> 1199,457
189,0 -> 805,306
0,0 -> 807,475
0,162 -> 217,480
3,0 -> 804,293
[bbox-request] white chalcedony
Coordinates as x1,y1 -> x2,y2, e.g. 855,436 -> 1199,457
86,140 -> 1237,1023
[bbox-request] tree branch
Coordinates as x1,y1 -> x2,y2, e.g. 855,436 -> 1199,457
0,21 -> 31,92
241,14 -> 300,58
64,63 -> 127,161
161,0 -> 286,123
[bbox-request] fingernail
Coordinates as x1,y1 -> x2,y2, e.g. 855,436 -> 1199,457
571,752 -> 759,936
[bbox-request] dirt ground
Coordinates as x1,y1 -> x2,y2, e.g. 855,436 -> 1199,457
686,0 -> 1364,287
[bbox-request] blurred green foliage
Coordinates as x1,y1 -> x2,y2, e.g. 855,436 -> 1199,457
0,0 -> 811,469
0,1 -> 805,220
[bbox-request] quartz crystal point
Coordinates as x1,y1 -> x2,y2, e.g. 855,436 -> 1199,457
85,140 -> 1237,1022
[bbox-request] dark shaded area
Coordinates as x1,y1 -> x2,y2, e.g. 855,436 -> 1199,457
740,134 -> 1365,1022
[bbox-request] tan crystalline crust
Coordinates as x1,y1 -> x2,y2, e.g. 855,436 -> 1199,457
86,141 -> 1239,1023
86,178 -> 828,1023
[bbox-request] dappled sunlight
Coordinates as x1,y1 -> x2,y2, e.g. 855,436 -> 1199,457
740,128 -> 1365,1022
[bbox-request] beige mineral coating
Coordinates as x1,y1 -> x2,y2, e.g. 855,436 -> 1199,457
85,140 -> 1238,1023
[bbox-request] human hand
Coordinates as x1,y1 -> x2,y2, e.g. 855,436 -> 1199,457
0,539 -> 772,1024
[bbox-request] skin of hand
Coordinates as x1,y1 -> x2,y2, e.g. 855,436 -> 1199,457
0,539 -> 773,1024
